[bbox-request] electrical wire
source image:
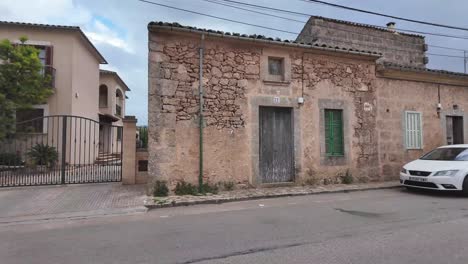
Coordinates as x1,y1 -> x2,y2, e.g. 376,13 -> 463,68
302,0 -> 468,32
139,0 -> 467,60
216,0 -> 468,41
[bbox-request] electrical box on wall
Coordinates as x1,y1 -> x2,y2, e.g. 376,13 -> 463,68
298,97 -> 304,104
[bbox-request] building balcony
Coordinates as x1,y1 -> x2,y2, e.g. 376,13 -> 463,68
115,104 -> 122,117
40,65 -> 56,89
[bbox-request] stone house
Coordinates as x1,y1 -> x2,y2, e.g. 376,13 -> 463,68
147,19 -> 468,189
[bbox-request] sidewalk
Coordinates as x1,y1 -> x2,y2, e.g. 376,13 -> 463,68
0,183 -> 147,225
145,181 -> 401,209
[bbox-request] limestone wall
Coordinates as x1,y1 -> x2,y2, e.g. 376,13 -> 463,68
148,30 -> 381,188
297,17 -> 427,67
376,78 -> 468,180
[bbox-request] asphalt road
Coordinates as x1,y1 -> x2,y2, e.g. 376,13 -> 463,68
2,188 -> 468,264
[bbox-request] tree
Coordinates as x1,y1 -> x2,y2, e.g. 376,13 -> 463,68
0,37 -> 53,139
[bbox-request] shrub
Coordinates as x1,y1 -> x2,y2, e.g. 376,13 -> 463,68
0,153 -> 23,166
222,181 -> 235,191
152,180 -> 169,197
27,143 -> 58,167
174,181 -> 198,196
201,182 -> 219,194
342,170 -> 354,184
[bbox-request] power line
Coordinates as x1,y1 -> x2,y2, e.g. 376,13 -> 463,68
302,0 -> 468,32
204,0 -> 468,52
202,0 -> 306,23
137,0 -> 298,35
428,45 -> 467,52
139,0 -> 466,59
202,0 -> 451,51
427,53 -> 467,59
216,0 -> 468,41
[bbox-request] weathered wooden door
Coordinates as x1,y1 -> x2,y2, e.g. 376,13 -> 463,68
259,107 -> 294,183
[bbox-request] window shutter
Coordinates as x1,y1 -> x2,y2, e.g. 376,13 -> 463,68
405,111 -> 423,149
325,109 -> 344,156
45,46 -> 53,66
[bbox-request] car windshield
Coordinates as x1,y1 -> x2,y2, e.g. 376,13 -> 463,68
420,147 -> 468,161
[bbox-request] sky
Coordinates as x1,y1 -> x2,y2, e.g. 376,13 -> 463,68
1,0 -> 467,125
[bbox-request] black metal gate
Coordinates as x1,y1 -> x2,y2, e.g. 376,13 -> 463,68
0,115 -> 123,187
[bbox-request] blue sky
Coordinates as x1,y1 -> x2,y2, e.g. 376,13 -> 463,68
1,0 -> 467,125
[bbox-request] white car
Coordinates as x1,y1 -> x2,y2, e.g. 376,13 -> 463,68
400,144 -> 468,194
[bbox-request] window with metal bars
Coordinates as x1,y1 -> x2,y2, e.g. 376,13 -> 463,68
325,109 -> 344,156
405,111 -> 423,149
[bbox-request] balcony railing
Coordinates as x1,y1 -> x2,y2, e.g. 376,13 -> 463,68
116,105 -> 122,117
40,65 -> 56,89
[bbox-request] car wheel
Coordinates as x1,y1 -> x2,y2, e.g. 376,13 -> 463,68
462,176 -> 468,196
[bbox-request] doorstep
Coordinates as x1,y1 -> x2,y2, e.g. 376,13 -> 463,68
144,181 -> 401,209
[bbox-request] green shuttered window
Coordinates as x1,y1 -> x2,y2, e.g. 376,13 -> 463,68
405,111 -> 423,149
325,109 -> 344,156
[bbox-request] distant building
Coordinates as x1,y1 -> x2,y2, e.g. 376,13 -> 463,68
0,21 -> 130,161
297,16 -> 428,67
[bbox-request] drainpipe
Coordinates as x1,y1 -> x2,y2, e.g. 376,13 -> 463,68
198,34 -> 205,193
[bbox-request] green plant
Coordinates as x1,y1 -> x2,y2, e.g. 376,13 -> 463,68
342,169 -> 354,184
0,37 -> 53,139
222,181 -> 235,191
0,153 -> 23,166
27,143 -> 58,167
174,181 -> 198,196
152,180 -> 169,197
201,182 -> 219,194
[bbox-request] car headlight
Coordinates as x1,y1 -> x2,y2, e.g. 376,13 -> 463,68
401,168 -> 408,174
433,170 -> 459,176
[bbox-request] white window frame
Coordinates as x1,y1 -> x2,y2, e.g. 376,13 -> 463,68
404,111 -> 423,149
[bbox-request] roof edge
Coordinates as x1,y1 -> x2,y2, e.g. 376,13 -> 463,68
100,69 -> 131,91
377,62 -> 468,86
307,16 -> 425,39
148,22 -> 382,59
0,21 -> 107,64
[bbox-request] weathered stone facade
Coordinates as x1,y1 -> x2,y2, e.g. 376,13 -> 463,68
154,39 -> 261,128
297,16 -> 428,67
148,22 -> 468,192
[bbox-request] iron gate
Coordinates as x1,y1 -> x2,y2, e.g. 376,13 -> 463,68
0,115 -> 123,187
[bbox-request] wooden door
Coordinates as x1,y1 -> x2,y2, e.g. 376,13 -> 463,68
259,107 -> 294,183
453,116 -> 464,144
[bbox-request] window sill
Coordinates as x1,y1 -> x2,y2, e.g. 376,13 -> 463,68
263,80 -> 291,86
326,154 -> 345,158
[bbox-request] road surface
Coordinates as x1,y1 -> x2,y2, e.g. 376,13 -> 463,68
2,188 -> 468,263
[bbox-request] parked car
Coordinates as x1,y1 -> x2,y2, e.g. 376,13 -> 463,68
400,145 -> 468,193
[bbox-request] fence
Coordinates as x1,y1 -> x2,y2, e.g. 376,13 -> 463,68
0,115 -> 123,187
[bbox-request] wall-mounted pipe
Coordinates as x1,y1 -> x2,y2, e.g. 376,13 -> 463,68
198,34 -> 205,193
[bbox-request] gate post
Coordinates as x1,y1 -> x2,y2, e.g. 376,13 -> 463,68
61,116 -> 67,184
122,116 -> 137,184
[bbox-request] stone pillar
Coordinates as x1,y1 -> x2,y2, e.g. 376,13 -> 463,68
122,116 -> 137,185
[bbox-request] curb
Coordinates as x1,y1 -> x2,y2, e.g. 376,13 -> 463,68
144,184 -> 402,210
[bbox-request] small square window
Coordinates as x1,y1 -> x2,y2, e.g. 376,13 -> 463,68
268,57 -> 283,76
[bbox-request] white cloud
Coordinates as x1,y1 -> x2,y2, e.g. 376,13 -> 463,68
0,0 -> 92,25
0,0 -> 133,54
84,20 -> 134,54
